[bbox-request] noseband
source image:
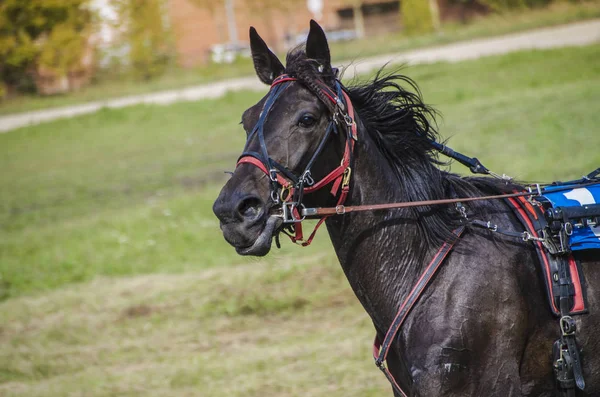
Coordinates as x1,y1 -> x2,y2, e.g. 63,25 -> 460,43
236,73 -> 358,246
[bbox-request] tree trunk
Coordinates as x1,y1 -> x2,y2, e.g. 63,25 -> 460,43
429,0 -> 441,32
353,1 -> 365,39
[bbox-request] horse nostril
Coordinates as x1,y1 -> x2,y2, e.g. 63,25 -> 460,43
236,196 -> 264,221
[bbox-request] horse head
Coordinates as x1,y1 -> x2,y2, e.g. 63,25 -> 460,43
213,20 -> 354,256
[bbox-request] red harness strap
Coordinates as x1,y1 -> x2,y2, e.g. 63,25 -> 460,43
373,226 -> 465,396
237,156 -> 293,190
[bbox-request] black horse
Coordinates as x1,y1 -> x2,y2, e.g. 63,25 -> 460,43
213,21 -> 600,396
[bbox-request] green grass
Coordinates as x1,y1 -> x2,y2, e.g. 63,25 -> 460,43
0,0 -> 599,116
0,257 -> 388,396
0,44 -> 599,395
0,91 -> 333,299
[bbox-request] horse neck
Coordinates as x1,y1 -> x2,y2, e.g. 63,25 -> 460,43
324,123 -> 449,329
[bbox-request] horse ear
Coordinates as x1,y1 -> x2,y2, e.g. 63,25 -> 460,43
249,27 -> 285,85
306,19 -> 331,72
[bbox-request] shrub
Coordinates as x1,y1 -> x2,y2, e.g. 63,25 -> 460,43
112,0 -> 174,80
401,0 -> 440,35
0,0 -> 93,94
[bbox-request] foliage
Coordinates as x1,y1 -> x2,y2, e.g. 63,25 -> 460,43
112,0 -> 173,80
401,0 -> 439,35
0,0 -> 93,93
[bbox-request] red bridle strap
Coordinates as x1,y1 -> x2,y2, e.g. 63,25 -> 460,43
237,156 -> 293,191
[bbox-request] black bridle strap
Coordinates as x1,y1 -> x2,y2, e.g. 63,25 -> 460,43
249,82 -> 291,171
373,226 -> 466,396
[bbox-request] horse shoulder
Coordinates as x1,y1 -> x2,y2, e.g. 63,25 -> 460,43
398,231 -> 542,396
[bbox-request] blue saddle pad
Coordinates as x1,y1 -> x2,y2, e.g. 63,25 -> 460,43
538,183 -> 600,251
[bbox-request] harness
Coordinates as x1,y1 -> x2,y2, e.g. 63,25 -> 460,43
235,72 -> 599,396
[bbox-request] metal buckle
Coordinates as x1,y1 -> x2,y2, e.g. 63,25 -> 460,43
279,185 -> 293,202
342,167 -> 352,188
560,316 -> 576,336
281,202 -> 306,223
343,113 -> 353,127
269,168 -> 278,182
301,170 -> 315,186
456,202 -> 468,220
270,190 -> 280,204
564,222 -> 573,236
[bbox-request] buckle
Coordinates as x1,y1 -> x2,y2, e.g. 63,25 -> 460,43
560,316 -> 576,336
269,168 -> 278,182
341,167 -> 352,188
270,190 -> 280,204
343,113 -> 353,127
279,185 -> 293,202
301,170 -> 315,186
281,202 -> 306,223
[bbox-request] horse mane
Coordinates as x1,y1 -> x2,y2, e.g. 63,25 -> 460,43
346,69 -> 524,245
285,48 -> 521,247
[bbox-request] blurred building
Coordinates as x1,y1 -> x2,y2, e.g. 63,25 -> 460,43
168,0 -> 487,67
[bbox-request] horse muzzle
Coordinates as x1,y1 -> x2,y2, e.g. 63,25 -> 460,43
213,192 -> 281,256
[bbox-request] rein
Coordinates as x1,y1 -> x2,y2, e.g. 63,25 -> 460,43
294,180 -> 600,218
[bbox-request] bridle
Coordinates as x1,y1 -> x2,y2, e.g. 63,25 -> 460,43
236,73 -> 358,246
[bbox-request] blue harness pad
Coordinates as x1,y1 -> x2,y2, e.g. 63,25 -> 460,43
539,183 -> 600,251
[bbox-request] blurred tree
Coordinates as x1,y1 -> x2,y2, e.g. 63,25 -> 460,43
0,0 -> 93,96
112,0 -> 173,80
401,0 -> 441,35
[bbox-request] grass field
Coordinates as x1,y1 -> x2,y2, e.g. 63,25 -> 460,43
0,1 -> 599,116
1,44 -> 599,396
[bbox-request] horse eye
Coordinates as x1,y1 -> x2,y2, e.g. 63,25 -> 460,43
298,114 -> 317,128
